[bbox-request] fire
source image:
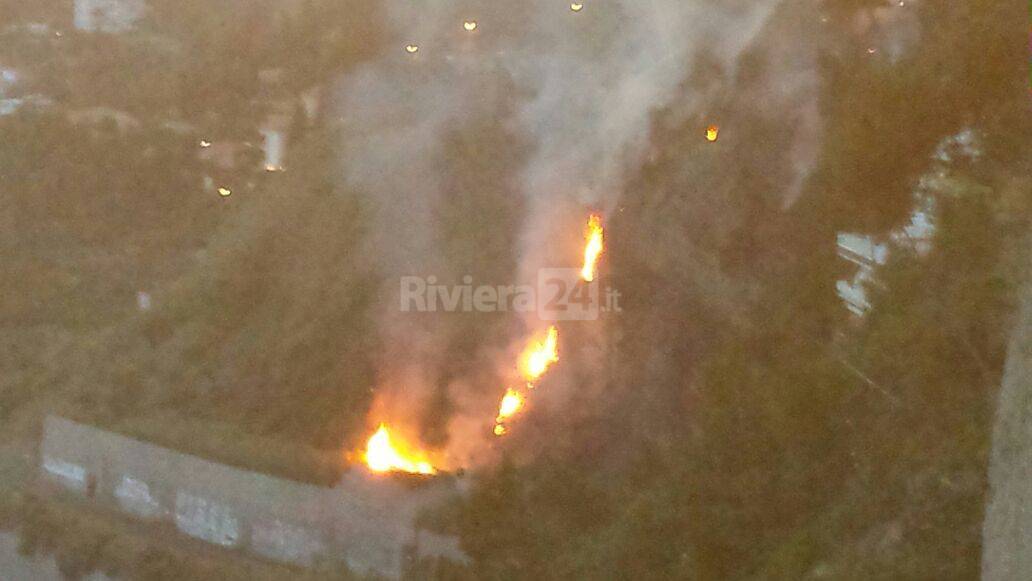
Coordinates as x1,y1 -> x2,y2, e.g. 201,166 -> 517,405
463,20 -> 477,31
521,326 -> 560,381
580,214 -> 605,282
405,44 -> 419,54
363,424 -> 435,475
493,389 -> 525,437
495,328 -> 559,436
496,388 -> 524,422
706,125 -> 719,142
217,187 -> 232,197
571,3 -> 584,12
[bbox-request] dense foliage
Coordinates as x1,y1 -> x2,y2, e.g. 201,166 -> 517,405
1,0 -> 1028,579
447,1 -> 1030,579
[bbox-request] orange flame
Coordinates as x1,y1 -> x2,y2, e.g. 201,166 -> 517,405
521,326 -> 560,381
493,388 -> 524,436
363,424 -> 436,475
706,125 -> 719,142
497,388 -> 524,421
581,214 -> 604,282
495,328 -> 559,437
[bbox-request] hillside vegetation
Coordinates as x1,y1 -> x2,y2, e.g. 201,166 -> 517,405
1,0 -> 1029,579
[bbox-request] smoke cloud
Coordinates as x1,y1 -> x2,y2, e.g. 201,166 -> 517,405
333,0 -> 809,468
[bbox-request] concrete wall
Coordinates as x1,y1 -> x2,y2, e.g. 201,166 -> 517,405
39,416 -> 466,578
74,0 -> 145,33
982,232 -> 1032,580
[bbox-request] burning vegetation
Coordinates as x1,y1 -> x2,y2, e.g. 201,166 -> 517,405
493,325 -> 562,436
494,389 -> 525,436
4,0 -> 1013,576
520,325 -> 561,382
581,214 -> 605,282
490,211 -> 605,438
363,424 -> 436,475
360,204 -> 605,455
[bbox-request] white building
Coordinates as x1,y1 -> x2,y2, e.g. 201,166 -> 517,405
74,0 -> 145,34
836,203 -> 937,316
260,103 -> 296,172
836,233 -> 889,316
0,94 -> 54,117
0,67 -> 19,96
835,129 -> 980,316
260,127 -> 286,171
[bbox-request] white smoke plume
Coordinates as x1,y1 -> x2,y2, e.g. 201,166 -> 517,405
334,0 -> 800,467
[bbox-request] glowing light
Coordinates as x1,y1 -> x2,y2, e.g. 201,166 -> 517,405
521,326 -> 560,381
580,214 -> 605,282
363,424 -> 436,475
405,44 -> 419,54
464,20 -> 477,32
265,164 -> 283,172
706,125 -> 719,142
493,389 -> 524,437
217,187 -> 232,197
497,389 -> 524,422
570,3 -> 584,11
200,140 -> 211,148
491,326 -> 561,435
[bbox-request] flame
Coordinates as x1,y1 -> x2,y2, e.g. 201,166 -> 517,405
199,140 -> 212,148
363,424 -> 436,475
464,20 -> 477,31
570,3 -> 584,12
521,326 -> 560,381
496,389 -> 524,421
706,125 -> 719,142
405,44 -> 419,54
580,214 -> 605,282
493,389 -> 525,437
495,328 -> 558,436
217,187 -> 232,197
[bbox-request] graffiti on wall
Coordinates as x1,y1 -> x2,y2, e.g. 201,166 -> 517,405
174,492 -> 241,547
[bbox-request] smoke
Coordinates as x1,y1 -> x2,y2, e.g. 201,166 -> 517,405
333,0 -> 803,467
509,0 -> 777,282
